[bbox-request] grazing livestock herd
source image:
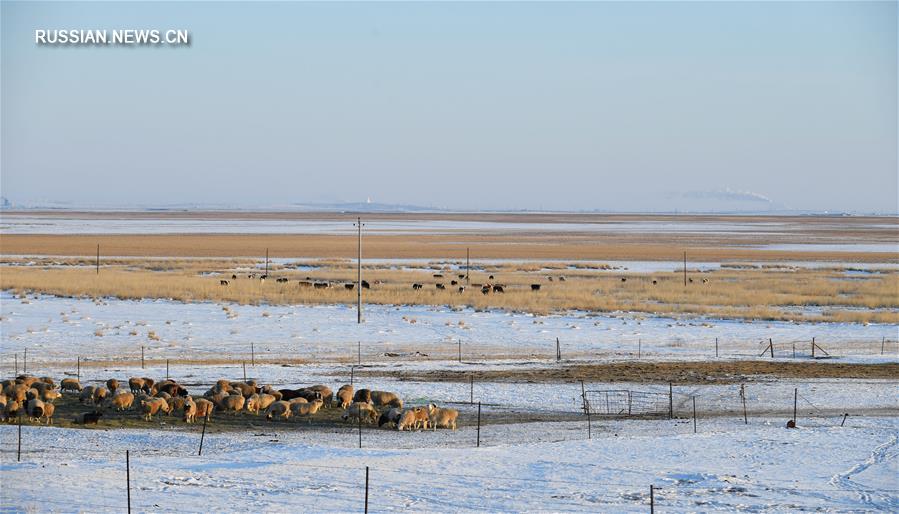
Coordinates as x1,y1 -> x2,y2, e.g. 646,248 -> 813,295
1,374 -> 460,433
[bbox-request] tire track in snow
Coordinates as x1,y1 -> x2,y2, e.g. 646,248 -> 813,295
829,434 -> 898,509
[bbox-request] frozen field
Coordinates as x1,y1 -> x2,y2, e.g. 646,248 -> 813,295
1,292 -> 897,369
1,415 -> 896,512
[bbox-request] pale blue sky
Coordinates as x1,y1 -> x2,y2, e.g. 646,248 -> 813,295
2,1 -> 896,213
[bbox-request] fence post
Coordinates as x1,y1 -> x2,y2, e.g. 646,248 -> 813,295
458,339 -> 462,363
251,342 -> 255,367
358,414 -> 362,449
638,339 -> 641,359
650,484 -> 654,514
792,342 -> 795,359
769,338 -> 774,358
811,337 -> 815,358
882,337 -> 886,355
580,380 -> 587,415
166,359 -> 170,380
715,337 -> 718,358
77,356 -> 81,381
141,346 -> 144,369
741,384 -> 748,425
15,353 -> 18,376
126,450 -> 131,514
198,415 -> 208,456
470,375 -> 474,405
668,382 -> 673,419
17,416 -> 22,462
358,341 -> 361,366
692,396 -> 697,433
793,387 -> 798,426
476,401 -> 481,448
350,366 -> 354,386
364,466 -> 369,514
243,362 -> 247,382
586,399 -> 592,439
23,348 -> 27,374
841,413 -> 849,427
556,337 -> 561,361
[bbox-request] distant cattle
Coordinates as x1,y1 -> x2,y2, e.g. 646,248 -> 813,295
345,283 -> 355,290
451,280 -> 458,286
457,274 -> 465,279
361,280 -> 371,289
298,281 -> 313,288
481,285 -> 490,295
488,275 -> 494,280
458,286 -> 465,293
219,280 -> 229,286
313,282 -> 330,289
492,285 -> 504,293
433,274 -> 443,278
412,283 -> 423,290
530,284 -> 541,291
547,276 -> 553,281
436,283 -> 446,290
621,277 -> 627,283
260,274 -> 268,280
231,274 -> 237,280
276,278 -> 289,283
702,278 -> 709,284
652,280 -> 658,285
558,276 -> 566,282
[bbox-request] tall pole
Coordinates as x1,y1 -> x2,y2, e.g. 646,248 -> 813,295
265,248 -> 269,276
683,251 -> 687,286
793,387 -> 798,425
466,248 -> 470,285
356,217 -> 363,324
126,450 -> 131,514
96,244 -> 100,275
364,466 -> 369,514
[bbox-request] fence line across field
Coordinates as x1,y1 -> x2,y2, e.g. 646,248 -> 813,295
2,336 -> 896,377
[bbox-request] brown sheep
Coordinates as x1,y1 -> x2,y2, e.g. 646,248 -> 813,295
352,389 -> 372,404
336,385 -> 353,409
10,384 -> 28,403
106,379 -> 120,393
413,407 -> 430,430
265,400 -> 292,421
128,377 -> 147,394
341,402 -> 378,424
41,389 -> 62,403
73,411 -> 103,425
183,398 -> 198,423
246,393 -> 277,415
141,398 -> 170,421
290,399 -> 324,422
307,385 -> 333,406
427,403 -> 459,430
4,400 -> 22,421
219,394 -> 245,414
109,392 -> 135,411
26,398 -> 45,420
370,391 -> 403,409
378,408 -> 404,428
93,387 -> 109,404
229,381 -> 256,397
39,377 -> 56,387
80,386 -> 97,404
39,402 -> 55,425
168,396 -> 187,415
194,398 -> 214,422
396,410 -> 417,431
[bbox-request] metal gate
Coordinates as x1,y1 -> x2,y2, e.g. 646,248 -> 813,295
584,389 -> 670,417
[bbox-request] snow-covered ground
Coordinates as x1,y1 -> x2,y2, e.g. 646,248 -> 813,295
1,415 -> 896,512
2,293 -> 896,373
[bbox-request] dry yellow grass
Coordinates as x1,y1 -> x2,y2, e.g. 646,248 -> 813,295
1,261 -> 896,323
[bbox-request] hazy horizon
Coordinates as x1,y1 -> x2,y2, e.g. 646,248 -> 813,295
2,1 -> 896,214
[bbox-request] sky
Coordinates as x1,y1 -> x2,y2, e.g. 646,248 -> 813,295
1,1 -> 896,213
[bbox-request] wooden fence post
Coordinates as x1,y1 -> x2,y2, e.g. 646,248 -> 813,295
77,356 -> 81,381
692,396 -> 697,433
364,466 -> 369,514
15,353 -> 18,376
556,337 -> 561,361
793,387 -> 798,426
198,414 -> 208,456
811,337 -> 815,358
242,362 -> 247,382
715,337 -> 718,358
668,382 -> 673,419
741,384 -> 747,425
476,402 -> 481,448
17,416 -> 22,462
141,346 -> 144,369
166,359 -> 170,380
458,339 -> 462,363
469,375 -> 474,405
650,484 -> 654,514
126,450 -> 131,514
350,366 -> 354,386
769,338 -> 774,358
841,413 -> 849,427
580,380 -> 587,415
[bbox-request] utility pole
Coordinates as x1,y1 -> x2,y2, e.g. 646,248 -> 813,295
355,217 -> 364,323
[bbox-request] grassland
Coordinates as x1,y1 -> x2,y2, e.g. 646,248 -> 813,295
1,258 -> 896,323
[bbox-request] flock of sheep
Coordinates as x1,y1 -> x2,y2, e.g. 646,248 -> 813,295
1,374 -> 459,432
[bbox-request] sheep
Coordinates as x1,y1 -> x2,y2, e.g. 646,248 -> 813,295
229,381 -> 256,397
141,377 -> 156,392
427,403 -> 459,431
531,284 -> 541,291
219,394 -> 245,414
9,384 -> 28,403
290,399 -> 324,422
335,385 -> 353,409
80,386 -> 97,404
306,385 -> 333,406
73,411 -> 103,425
341,402 -> 378,424
106,379 -> 120,393
194,398 -> 214,422
109,392 -> 135,411
378,408 -> 404,428
265,401 -> 292,421
159,382 -> 189,397
352,389 -> 372,404
168,396 -> 187,415
4,400 -> 22,421
279,388 -> 323,402
17,376 -> 39,387
370,391 -> 403,409
141,398 -> 170,421
41,389 -> 62,403
128,377 -> 148,394
396,409 -> 417,431
183,397 -> 198,423
93,387 -> 109,404
25,388 -> 40,401
245,393 -> 277,415
39,402 -> 55,425
154,391 -> 172,400
413,407 -> 430,430
39,377 -> 56,387
260,385 -> 283,401
26,399 -> 45,421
